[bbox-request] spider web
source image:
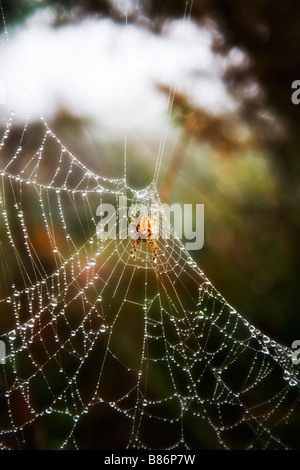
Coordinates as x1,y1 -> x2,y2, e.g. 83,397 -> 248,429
0,2 -> 300,451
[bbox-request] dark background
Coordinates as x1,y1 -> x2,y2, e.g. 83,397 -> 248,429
1,0 -> 300,449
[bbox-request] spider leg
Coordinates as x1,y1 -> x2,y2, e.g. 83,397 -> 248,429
130,237 -> 142,259
148,237 -> 157,262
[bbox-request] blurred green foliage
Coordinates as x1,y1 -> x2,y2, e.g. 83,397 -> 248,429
1,0 -> 300,449
1,0 -> 300,354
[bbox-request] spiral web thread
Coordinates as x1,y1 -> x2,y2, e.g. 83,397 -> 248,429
0,4 -> 300,451
0,113 -> 299,450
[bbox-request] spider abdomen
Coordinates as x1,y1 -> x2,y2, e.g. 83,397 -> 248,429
137,216 -> 152,239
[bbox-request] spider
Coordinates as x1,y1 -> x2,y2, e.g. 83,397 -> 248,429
130,215 -> 157,262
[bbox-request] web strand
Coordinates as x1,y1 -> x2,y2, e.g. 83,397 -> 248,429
0,4 -> 299,451
0,116 -> 299,450
153,0 -> 194,186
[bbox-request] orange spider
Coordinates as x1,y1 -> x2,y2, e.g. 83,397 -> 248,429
130,215 -> 157,262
